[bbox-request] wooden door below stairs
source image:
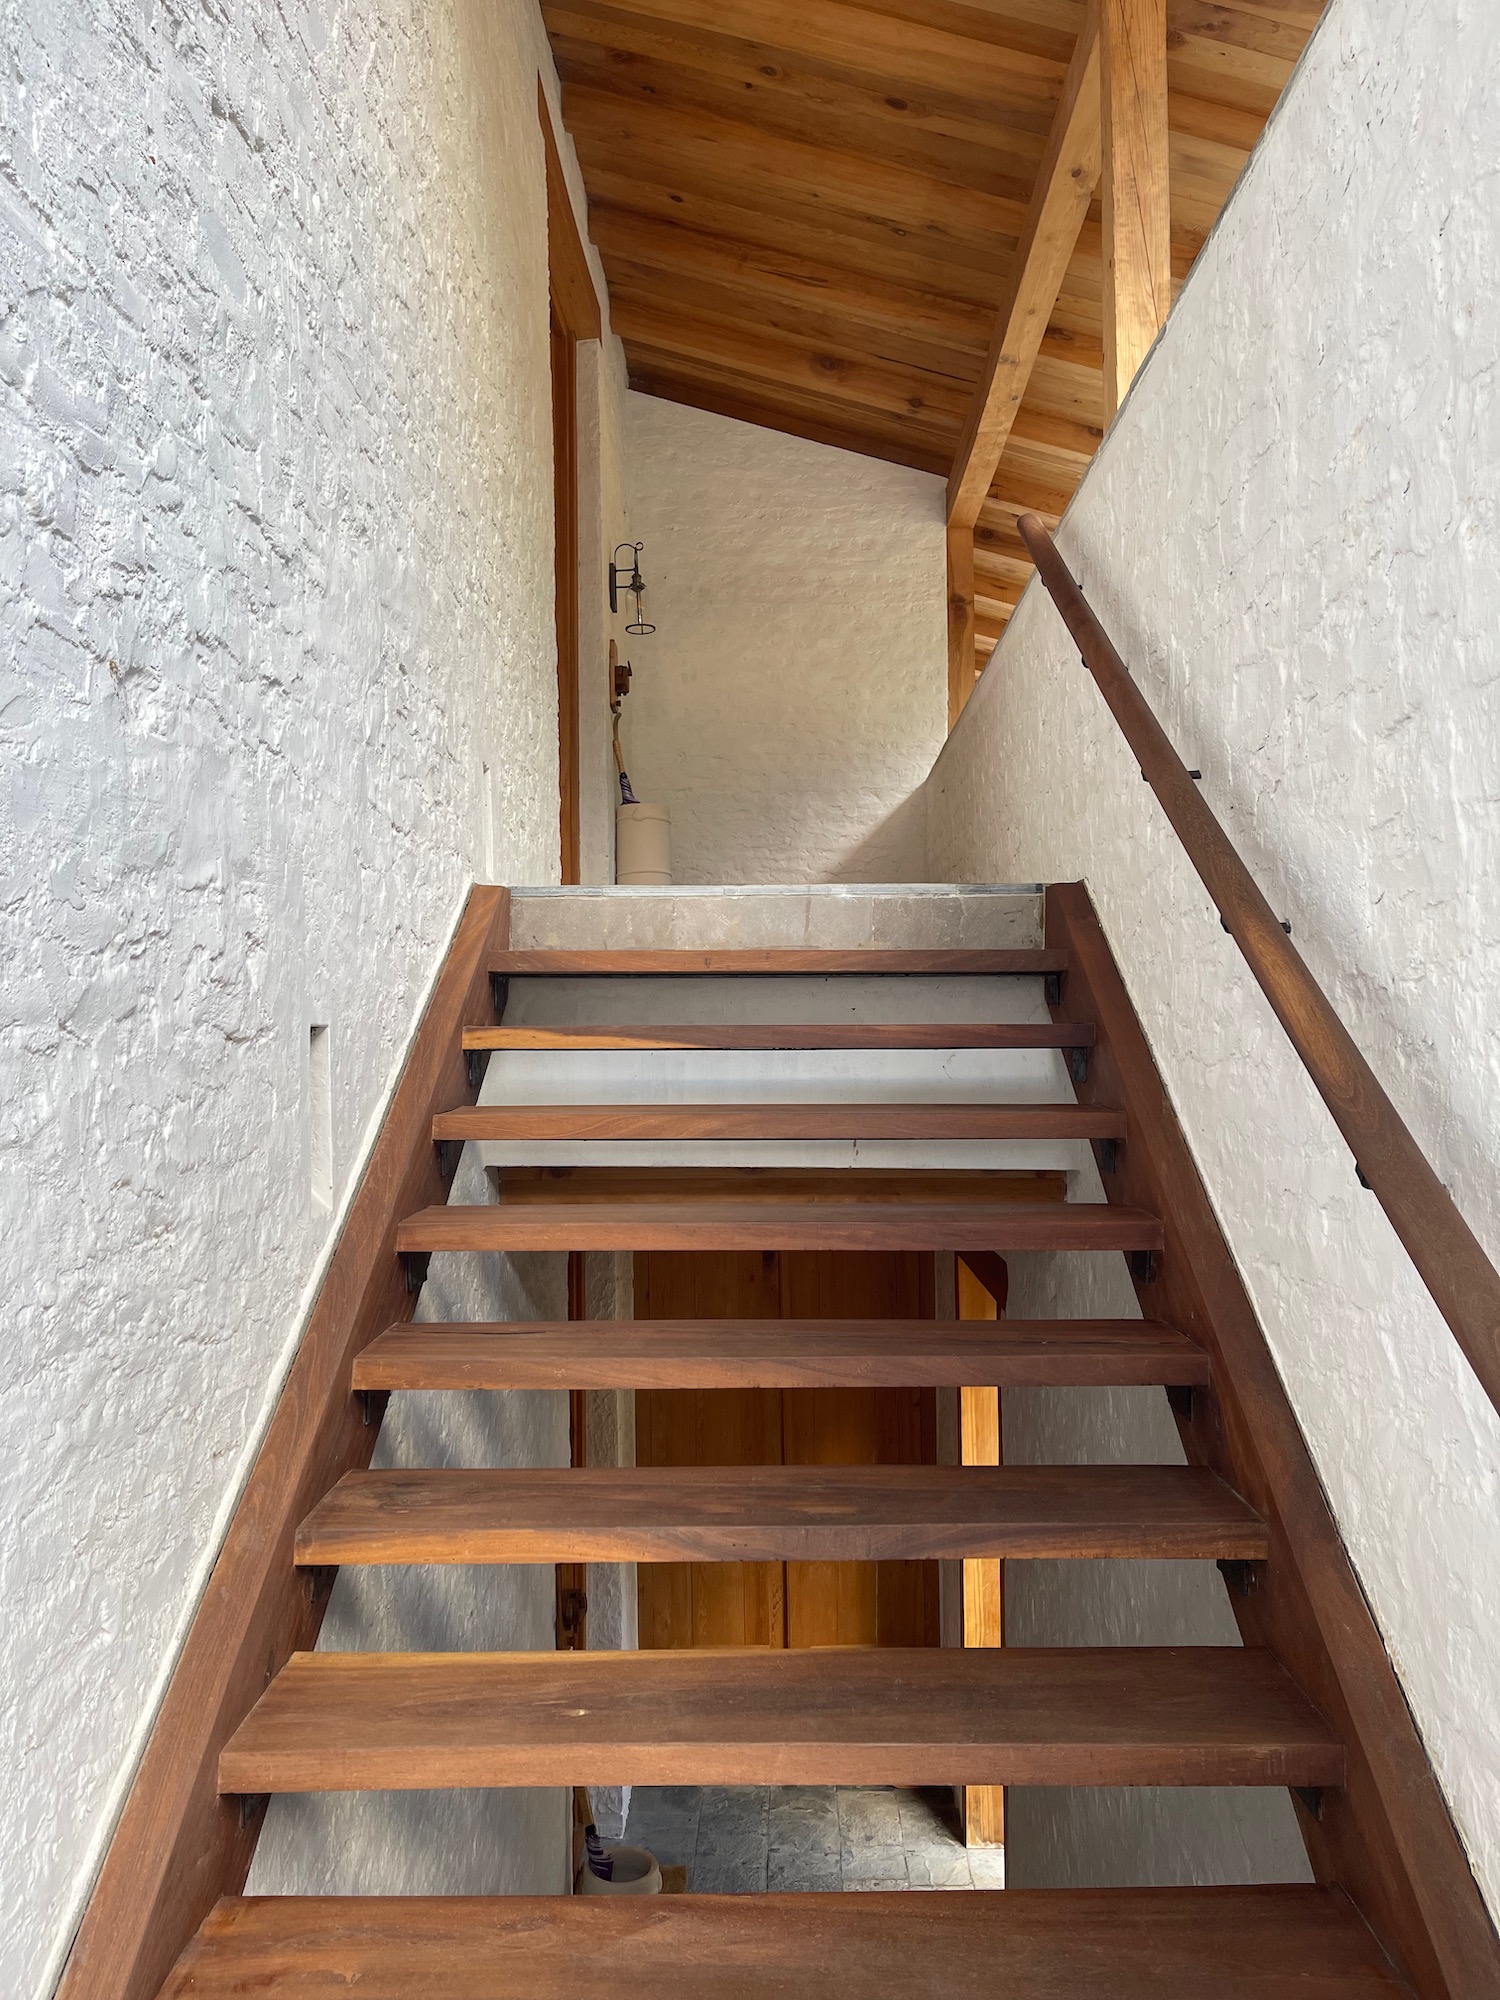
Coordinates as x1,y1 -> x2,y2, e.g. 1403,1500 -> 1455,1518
635,1250 -> 940,1650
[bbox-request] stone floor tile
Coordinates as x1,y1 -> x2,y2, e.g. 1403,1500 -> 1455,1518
840,1843 -> 909,1886
906,1849 -> 974,1889
836,1788 -> 904,1848
967,1847 -> 1007,1888
649,1785 -> 704,1814
691,1852 -> 770,1894
768,1850 -> 842,1893
896,1787 -> 962,1844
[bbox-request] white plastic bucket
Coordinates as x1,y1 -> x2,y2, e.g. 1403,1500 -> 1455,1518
578,1845 -> 663,1896
616,802 -> 671,885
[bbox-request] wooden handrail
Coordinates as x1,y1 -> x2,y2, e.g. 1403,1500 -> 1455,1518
1017,511 -> 1500,1420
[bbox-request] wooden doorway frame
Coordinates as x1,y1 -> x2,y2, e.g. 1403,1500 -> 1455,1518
540,82 -> 601,885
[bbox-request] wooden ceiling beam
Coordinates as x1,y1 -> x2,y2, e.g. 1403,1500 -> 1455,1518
1101,0 -> 1172,419
946,11 -> 1101,531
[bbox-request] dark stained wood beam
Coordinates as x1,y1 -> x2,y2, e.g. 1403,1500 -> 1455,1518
947,12 -> 1101,529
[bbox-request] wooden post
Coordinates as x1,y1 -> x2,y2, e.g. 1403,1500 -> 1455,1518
1100,0 -> 1170,419
957,1256 -> 1004,1848
946,11 -> 1101,532
946,526 -> 976,727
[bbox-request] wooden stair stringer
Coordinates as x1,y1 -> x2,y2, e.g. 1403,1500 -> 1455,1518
1045,880 -> 1500,2000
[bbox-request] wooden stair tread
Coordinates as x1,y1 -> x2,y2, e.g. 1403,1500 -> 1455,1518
353,1317 -> 1211,1390
295,1464 -> 1268,1565
158,1887 -> 1413,1999
433,1101 -> 1126,1140
462,1022 -> 1095,1051
395,1202 -> 1164,1253
491,948 -> 1067,976
218,1646 -> 1343,1793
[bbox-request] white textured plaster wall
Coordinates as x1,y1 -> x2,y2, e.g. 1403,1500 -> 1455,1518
926,0 -> 1500,1910
1001,1217 -> 1308,1889
0,3 -> 625,1992
619,394 -> 946,884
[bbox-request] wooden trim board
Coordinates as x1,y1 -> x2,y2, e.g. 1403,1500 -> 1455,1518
56,887 -> 515,2000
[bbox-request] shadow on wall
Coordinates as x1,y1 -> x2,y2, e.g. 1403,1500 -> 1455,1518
824,787 -> 929,884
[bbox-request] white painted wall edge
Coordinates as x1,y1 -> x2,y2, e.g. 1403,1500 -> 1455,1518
43,884 -> 474,1992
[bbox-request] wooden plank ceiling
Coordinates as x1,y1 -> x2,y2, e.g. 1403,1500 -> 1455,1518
543,0 -> 1325,677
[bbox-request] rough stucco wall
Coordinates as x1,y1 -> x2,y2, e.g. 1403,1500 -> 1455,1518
0,3 -> 622,1992
925,0 -> 1500,1911
620,393 -> 945,884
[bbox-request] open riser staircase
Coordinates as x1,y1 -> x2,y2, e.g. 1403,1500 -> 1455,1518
60,885 -> 1499,2000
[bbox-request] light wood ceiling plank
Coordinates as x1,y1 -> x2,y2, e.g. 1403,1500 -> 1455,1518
613,293 -> 972,432
991,429 -> 1091,501
606,272 -> 982,384
974,546 -> 1033,594
583,0 -> 1071,104
550,36 -> 1045,195
1171,0 -> 1313,64
947,10 -> 1100,529
563,85 -> 1030,255
980,486 -> 1069,534
854,0 -> 1081,63
581,164 -> 1013,306
589,204 -> 992,356
544,4 -> 1059,157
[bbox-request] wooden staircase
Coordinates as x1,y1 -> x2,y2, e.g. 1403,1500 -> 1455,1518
63,886 -> 1499,2000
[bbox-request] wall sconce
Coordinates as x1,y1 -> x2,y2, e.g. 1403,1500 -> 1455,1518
609,541 -> 656,635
